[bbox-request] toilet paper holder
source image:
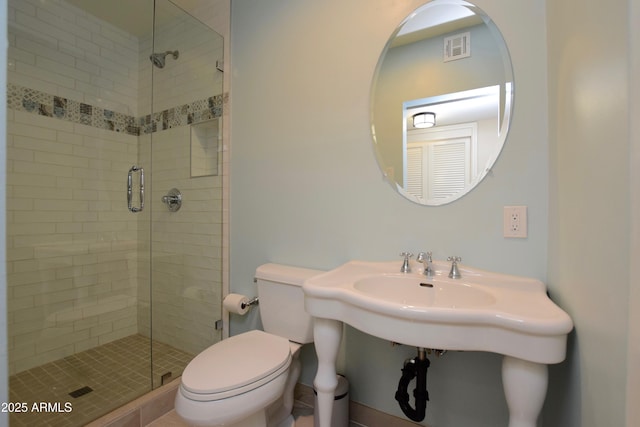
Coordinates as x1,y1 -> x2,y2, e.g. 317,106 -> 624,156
242,296 -> 259,310
224,293 -> 259,316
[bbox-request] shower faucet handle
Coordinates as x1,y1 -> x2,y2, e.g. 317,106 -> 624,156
161,188 -> 182,212
400,252 -> 414,273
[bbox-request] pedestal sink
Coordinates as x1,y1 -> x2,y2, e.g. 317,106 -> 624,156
353,273 -> 496,308
302,260 -> 573,427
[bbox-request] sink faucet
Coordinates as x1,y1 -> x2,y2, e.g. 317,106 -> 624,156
400,252 -> 413,273
416,251 -> 434,277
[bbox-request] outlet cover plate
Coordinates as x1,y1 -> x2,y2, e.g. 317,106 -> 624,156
503,206 -> 527,238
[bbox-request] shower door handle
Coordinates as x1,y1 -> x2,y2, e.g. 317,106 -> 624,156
127,166 -> 145,213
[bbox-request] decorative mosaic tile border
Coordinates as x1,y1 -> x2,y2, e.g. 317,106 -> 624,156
7,83 -> 222,136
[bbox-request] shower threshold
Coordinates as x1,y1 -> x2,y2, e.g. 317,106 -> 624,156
8,334 -> 193,427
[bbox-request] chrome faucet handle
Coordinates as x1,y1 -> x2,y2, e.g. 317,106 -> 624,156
447,256 -> 462,279
416,251 -> 432,262
400,252 -> 414,273
417,252 -> 434,276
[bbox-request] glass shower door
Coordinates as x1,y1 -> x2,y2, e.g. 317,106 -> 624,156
147,0 -> 225,388
6,0 -> 155,424
6,0 -> 224,424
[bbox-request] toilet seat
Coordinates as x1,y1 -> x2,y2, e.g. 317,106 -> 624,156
180,330 -> 292,401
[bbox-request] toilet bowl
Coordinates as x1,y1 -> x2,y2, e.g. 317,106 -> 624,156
175,263 -> 323,427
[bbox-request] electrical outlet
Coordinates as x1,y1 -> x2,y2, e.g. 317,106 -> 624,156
503,206 -> 527,238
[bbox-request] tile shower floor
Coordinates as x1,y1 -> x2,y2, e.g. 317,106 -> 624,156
9,334 -> 194,427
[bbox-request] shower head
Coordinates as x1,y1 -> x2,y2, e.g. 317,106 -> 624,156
149,50 -> 179,69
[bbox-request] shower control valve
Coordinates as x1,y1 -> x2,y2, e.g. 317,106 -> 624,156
161,188 -> 182,212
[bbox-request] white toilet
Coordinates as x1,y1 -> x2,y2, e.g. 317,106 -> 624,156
175,263 -> 322,427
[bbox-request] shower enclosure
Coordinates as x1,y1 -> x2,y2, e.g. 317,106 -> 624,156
6,0 -> 224,425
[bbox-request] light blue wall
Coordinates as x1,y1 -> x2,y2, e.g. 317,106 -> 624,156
546,0 -> 633,426
230,0 -> 549,425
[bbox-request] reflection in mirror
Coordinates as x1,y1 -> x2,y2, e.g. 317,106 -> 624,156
371,0 -> 514,205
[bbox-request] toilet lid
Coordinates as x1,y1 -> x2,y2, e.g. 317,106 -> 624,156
181,330 -> 292,396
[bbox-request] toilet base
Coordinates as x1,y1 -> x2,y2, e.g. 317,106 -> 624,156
221,411 -> 266,427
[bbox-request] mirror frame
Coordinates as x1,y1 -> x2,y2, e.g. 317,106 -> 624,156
370,0 -> 515,206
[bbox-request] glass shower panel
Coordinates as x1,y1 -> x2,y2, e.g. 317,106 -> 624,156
6,0 -> 155,425
6,0 -> 224,423
148,0 -> 224,388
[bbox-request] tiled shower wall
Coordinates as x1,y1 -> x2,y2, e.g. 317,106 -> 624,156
136,1 -> 224,357
6,0 -> 142,375
8,0 -> 140,116
6,110 -> 139,375
138,127 -> 223,358
6,0 -> 224,375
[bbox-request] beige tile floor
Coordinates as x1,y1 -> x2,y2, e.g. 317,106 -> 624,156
145,401 -> 367,427
9,334 -> 193,427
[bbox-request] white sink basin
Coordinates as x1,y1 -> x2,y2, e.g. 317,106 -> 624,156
303,259 -> 573,363
304,259 -> 574,427
353,273 -> 496,308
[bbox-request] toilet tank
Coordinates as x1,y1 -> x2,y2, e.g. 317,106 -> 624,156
255,263 -> 323,344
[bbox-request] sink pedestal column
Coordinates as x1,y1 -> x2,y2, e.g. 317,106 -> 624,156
502,356 -> 548,427
312,322 -> 550,427
313,318 -> 342,427
304,260 -> 570,427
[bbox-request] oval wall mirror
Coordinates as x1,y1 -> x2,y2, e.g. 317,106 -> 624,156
370,0 -> 514,206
